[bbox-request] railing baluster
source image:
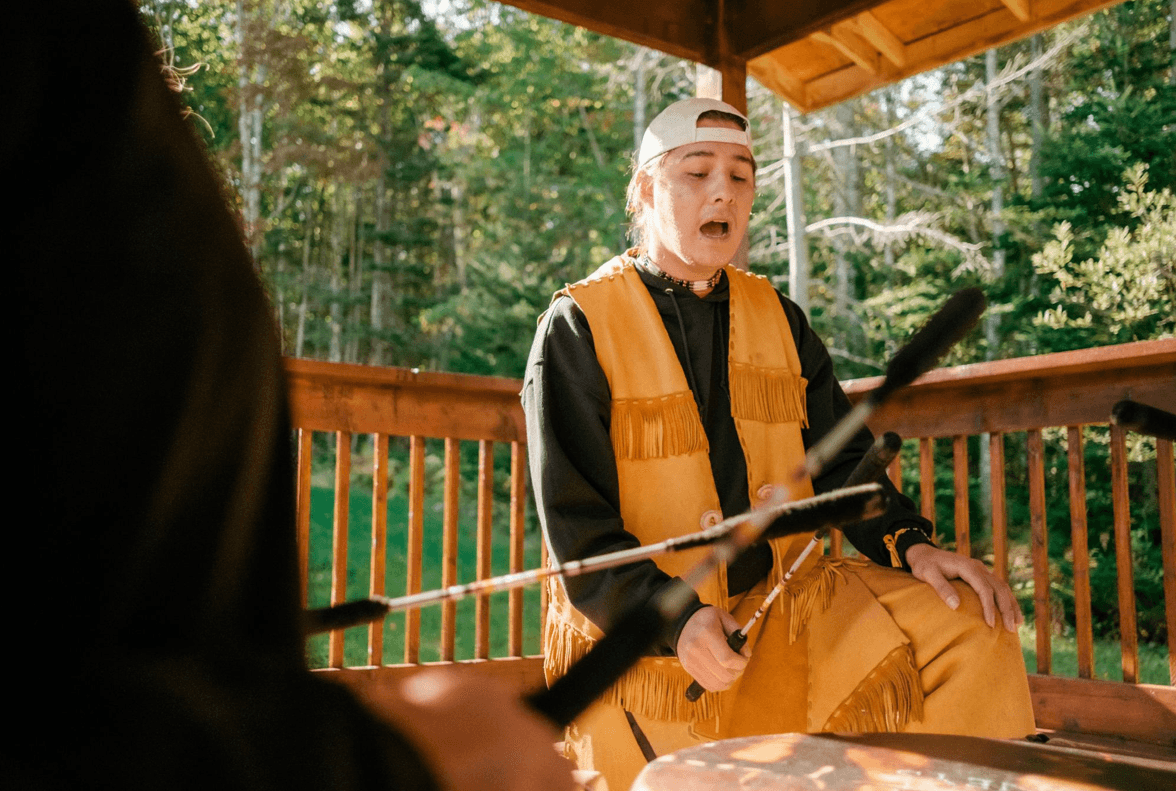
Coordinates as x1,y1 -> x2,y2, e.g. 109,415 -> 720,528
989,433 -> 1008,583
1028,429 -> 1051,674
296,428 -> 313,607
1067,425 -> 1094,679
475,440 -> 494,660
1110,424 -> 1138,683
919,437 -> 937,541
441,438 -> 460,662
330,430 -> 351,669
369,433 -> 390,667
1157,438 -> 1176,685
404,436 -> 425,664
953,435 -> 970,557
509,442 -> 526,658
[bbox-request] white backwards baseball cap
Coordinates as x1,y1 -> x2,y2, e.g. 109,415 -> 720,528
637,97 -> 752,169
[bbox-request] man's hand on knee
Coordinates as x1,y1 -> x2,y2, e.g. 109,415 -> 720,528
676,605 -> 750,691
905,543 -> 1023,633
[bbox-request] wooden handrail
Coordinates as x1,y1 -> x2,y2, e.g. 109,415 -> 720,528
842,338 -> 1176,438
291,340 -> 1175,746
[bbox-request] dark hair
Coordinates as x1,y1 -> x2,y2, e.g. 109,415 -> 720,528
696,109 -> 748,130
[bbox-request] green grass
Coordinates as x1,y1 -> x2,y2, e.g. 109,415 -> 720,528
305,485 -> 545,668
1019,624 -> 1171,684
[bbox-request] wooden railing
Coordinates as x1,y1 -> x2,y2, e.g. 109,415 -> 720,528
844,338 -> 1176,744
290,339 -> 1176,744
286,358 -> 546,689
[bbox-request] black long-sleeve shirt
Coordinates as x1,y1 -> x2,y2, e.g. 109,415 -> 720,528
522,265 -> 934,655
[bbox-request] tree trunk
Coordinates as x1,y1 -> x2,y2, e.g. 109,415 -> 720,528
346,186 -> 364,364
1170,0 -> 1175,87
1029,34 -> 1045,200
236,0 -> 264,267
329,185 -> 344,363
832,102 -> 859,329
980,48 -> 1008,531
295,202 -> 314,359
783,101 -> 809,316
984,48 -> 1006,355
370,173 -> 390,366
883,89 -> 897,279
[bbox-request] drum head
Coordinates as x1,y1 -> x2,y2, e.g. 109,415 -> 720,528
631,732 -> 1175,791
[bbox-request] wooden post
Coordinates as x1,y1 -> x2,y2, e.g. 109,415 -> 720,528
919,437 -> 937,541
441,438 -> 461,662
404,436 -> 425,664
989,433 -> 1008,582
952,435 -> 970,557
475,441 -> 494,660
1028,429 -> 1051,674
1157,438 -> 1176,684
296,428 -> 313,607
509,442 -> 527,658
1110,425 -> 1138,683
1067,426 -> 1094,679
369,433 -> 390,666
330,430 -> 352,669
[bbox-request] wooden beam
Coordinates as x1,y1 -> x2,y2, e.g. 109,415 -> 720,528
812,26 -> 882,76
1001,0 -> 1034,22
726,0 -> 885,60
1028,674 -> 1176,747
843,339 -> 1176,439
285,358 -> 526,443
746,55 -> 811,112
494,0 -> 708,61
850,10 -> 907,68
721,58 -> 748,114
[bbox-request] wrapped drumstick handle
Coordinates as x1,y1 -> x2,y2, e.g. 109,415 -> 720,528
684,432 -> 902,701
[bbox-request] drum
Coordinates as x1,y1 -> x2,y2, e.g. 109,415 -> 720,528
631,732 -> 1176,791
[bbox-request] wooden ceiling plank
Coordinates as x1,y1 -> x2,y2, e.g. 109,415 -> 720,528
1000,0 -> 1034,22
798,60 -> 885,109
726,0 -> 890,60
812,25 -> 882,76
494,0 -> 708,61
746,57 -> 812,113
851,10 -> 908,68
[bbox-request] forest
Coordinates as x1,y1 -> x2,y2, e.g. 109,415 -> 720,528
139,0 -> 1174,668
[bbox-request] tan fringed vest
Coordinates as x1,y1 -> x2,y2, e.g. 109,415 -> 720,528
542,255 -> 822,723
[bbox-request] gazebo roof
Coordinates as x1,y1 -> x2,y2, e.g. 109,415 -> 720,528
498,0 -> 1122,111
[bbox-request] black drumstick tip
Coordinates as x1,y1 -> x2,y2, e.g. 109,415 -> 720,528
874,288 -> 986,403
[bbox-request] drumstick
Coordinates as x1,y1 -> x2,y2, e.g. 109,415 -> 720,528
684,432 -> 902,701
1111,399 -> 1176,441
302,484 -> 888,634
799,288 -> 985,480
531,288 -> 986,727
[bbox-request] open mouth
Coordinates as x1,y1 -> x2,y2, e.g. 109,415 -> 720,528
700,220 -> 729,238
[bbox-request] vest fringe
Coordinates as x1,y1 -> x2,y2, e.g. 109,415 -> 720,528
610,392 -> 709,460
821,644 -> 924,733
785,557 -> 871,643
543,618 -> 721,722
729,364 -> 809,427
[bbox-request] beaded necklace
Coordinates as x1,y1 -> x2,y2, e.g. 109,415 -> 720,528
636,254 -> 723,293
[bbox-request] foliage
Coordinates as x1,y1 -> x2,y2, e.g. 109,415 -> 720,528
1032,163 -> 1176,347
139,0 -> 1175,648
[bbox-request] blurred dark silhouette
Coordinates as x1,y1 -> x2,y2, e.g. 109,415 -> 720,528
4,3 -> 436,788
